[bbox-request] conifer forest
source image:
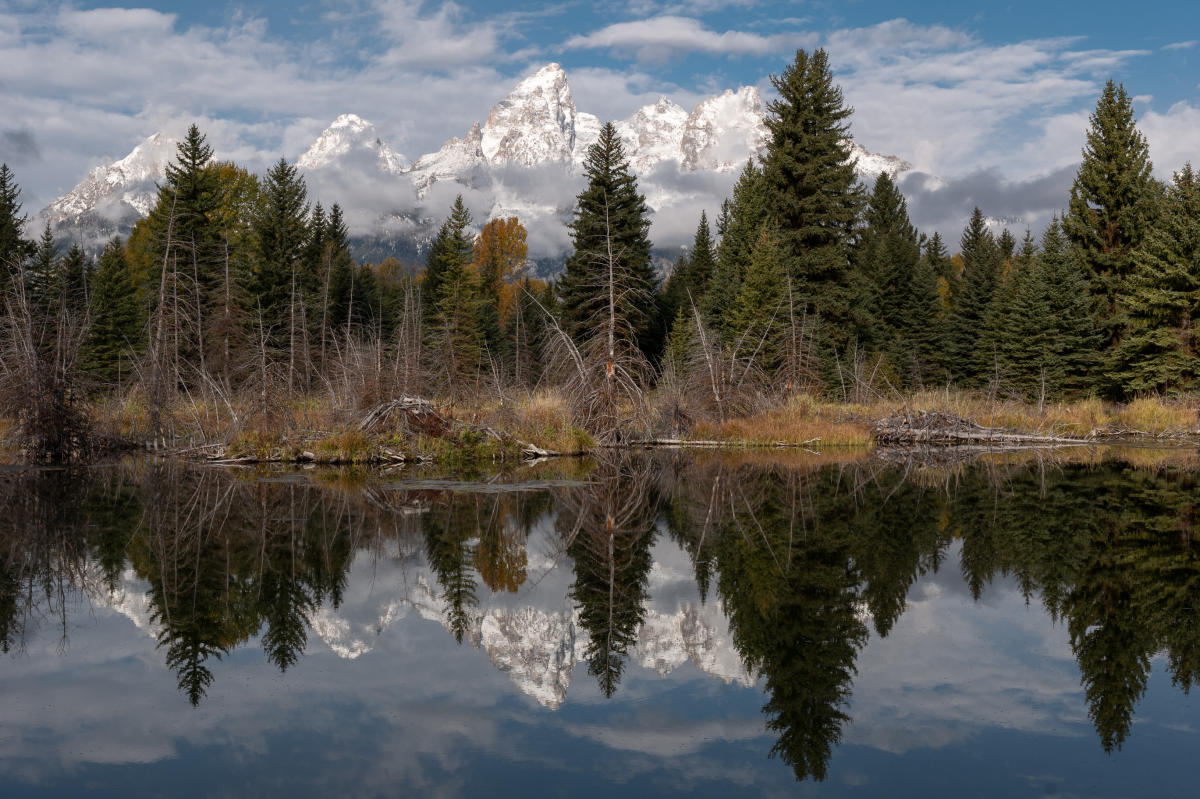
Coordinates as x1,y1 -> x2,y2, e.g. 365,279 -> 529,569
0,48 -> 1196,461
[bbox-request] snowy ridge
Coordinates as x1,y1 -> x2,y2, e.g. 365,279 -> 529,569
40,62 -> 915,252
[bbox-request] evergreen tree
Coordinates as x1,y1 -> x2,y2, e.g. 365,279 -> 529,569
504,278 -> 550,388
982,231 -> 1038,391
664,305 -> 695,376
760,49 -> 863,355
422,196 -> 474,327
727,227 -> 788,374
0,163 -> 32,278
906,243 -> 950,387
431,229 -> 482,397
948,208 -> 1002,384
1063,80 -> 1159,343
58,243 -> 89,317
83,238 -> 144,385
140,124 -> 222,377
27,221 -> 57,313
706,160 -> 769,336
559,123 -> 660,357
1106,165 -> 1200,394
1028,219 -> 1100,398
855,173 -> 929,384
662,211 -> 716,323
251,158 -> 310,342
322,203 -> 357,344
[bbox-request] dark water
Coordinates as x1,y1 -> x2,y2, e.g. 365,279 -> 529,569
2,450 -> 1200,797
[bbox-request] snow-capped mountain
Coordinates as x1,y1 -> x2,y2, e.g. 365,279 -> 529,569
617,97 -> 690,173
39,131 -> 178,248
39,62 -> 914,257
297,113 -> 409,174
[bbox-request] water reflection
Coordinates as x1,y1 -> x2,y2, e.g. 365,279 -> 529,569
2,450 -> 1200,789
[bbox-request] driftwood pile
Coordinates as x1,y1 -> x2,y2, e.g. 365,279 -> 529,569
359,396 -> 452,438
357,396 -> 556,458
873,410 -> 1084,447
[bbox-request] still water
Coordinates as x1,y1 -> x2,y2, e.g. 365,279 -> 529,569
2,450 -> 1199,797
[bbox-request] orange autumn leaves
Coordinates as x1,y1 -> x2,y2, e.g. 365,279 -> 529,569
471,216 -> 540,317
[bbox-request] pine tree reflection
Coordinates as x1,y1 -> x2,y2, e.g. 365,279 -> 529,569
561,456 -> 659,698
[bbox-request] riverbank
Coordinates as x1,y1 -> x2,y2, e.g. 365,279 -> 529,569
3,390 -> 1198,466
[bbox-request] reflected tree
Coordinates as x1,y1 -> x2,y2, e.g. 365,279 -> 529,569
562,456 -> 659,697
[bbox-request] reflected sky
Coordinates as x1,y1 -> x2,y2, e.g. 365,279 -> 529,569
1,453 -> 1198,797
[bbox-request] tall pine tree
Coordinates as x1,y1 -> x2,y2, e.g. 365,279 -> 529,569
83,238 -> 145,386
1106,165 -> 1200,395
948,208 -> 1002,385
1063,80 -> 1159,345
558,122 -> 660,358
422,196 -> 474,327
662,210 -> 716,324
706,159 -> 769,336
0,164 -> 32,278
760,49 -> 862,357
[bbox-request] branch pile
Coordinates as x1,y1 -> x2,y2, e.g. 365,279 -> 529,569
872,410 -> 1083,447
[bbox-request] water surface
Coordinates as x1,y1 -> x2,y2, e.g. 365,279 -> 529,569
2,450 -> 1199,797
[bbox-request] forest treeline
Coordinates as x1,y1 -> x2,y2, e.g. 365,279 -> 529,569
3,453 -> 1200,778
0,48 -> 1196,457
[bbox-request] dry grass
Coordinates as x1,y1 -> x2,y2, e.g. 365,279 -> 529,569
828,390 -> 1200,439
12,384 -> 1200,466
694,394 -> 873,447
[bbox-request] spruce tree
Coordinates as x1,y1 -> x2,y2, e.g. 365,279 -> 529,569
422,196 -> 474,328
141,124 -> 222,377
923,231 -> 955,289
975,232 -> 1029,391
1063,80 -> 1159,343
58,243 -> 90,317
251,158 -> 311,339
27,222 -> 57,313
906,245 -> 949,387
662,211 -> 716,324
83,238 -> 144,386
1034,218 -> 1100,397
948,208 -> 1002,385
1106,165 -> 1200,395
0,164 -> 32,279
727,227 -> 788,374
856,173 -> 923,381
706,159 -> 769,336
760,49 -> 862,355
431,236 -> 482,397
323,203 -> 357,342
559,122 -> 660,358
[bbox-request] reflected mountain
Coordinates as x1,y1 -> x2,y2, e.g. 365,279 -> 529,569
3,450 -> 1200,783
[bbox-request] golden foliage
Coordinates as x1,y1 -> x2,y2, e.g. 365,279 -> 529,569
472,216 -> 529,316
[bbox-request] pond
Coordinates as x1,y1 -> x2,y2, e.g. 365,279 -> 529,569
1,449 -> 1199,797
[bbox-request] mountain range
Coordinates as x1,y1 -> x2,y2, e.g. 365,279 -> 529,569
40,63 -> 914,263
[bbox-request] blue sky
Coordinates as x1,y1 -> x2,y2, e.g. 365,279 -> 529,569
3,0 -> 1200,238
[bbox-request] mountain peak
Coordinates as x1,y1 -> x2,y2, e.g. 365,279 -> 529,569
481,62 -> 578,167
298,114 -> 409,174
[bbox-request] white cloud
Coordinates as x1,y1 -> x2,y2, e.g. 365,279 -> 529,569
56,7 -> 176,40
564,16 -> 815,61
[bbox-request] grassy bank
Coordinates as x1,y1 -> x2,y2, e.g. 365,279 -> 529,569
5,388 -> 1198,466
